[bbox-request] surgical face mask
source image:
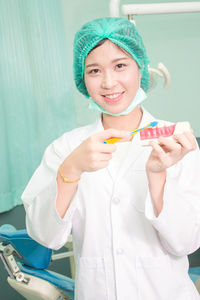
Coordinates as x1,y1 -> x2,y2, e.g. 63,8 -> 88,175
88,87 -> 147,116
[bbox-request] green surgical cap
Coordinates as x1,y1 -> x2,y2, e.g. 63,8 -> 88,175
73,17 -> 150,98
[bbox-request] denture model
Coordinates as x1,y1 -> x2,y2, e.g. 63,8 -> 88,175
140,121 -> 191,146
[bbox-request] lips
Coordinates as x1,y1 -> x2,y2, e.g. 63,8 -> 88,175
103,92 -> 124,104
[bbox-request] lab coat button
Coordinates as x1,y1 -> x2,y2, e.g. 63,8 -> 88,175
112,197 -> 120,204
116,248 -> 124,255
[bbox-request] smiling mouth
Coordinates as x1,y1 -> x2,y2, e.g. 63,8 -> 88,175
103,92 -> 124,103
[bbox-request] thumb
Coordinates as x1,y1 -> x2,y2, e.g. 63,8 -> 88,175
98,128 -> 131,143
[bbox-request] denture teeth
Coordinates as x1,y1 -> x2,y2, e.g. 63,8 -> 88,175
152,130 -> 157,138
140,125 -> 174,141
140,122 -> 191,146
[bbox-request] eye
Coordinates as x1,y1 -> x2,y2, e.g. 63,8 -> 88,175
116,63 -> 126,70
88,68 -> 100,74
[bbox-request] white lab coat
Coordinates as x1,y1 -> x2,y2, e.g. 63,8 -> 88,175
22,108 -> 200,300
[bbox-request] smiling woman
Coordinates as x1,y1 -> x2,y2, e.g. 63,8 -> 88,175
22,17 -> 200,300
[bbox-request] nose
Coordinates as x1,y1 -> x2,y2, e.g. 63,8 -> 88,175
101,71 -> 117,90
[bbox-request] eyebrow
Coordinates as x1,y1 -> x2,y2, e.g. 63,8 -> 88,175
85,57 -> 129,68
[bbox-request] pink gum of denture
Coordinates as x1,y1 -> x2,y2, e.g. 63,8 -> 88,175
140,122 -> 191,146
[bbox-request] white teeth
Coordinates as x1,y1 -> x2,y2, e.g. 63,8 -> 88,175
105,93 -> 121,99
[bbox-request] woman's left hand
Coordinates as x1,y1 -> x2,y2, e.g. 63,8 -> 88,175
146,131 -> 197,173
146,131 -> 197,216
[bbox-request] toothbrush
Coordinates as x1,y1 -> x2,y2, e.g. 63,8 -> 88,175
104,121 -> 158,144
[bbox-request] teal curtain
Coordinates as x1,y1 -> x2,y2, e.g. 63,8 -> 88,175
0,0 -> 76,212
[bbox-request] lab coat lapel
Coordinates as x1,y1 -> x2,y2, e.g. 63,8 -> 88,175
106,157 -> 117,182
106,108 -> 156,182
117,133 -> 145,180
83,116 -> 104,140
106,131 -> 145,182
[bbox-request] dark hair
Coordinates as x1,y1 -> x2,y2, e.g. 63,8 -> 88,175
89,38 -> 132,58
88,39 -> 107,53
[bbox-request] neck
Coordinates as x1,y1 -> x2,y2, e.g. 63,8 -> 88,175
102,106 -> 143,131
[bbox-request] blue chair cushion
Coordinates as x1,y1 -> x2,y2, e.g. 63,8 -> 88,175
20,264 -> 74,299
189,267 -> 200,283
0,224 -> 52,269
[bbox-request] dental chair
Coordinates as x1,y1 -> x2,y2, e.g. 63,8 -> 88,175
0,224 -> 75,300
1,225 -> 200,300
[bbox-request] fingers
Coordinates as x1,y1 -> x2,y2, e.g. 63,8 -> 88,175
157,137 -> 182,153
149,140 -> 166,155
173,132 -> 197,152
89,128 -> 130,153
97,128 -> 130,143
118,135 -> 133,143
149,131 -> 197,161
97,160 -> 110,169
99,153 -> 113,161
99,143 -> 117,153
87,153 -> 113,171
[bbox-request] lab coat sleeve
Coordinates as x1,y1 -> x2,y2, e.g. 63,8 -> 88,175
145,147 -> 200,257
21,133 -> 78,250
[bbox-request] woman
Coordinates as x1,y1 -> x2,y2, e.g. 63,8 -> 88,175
22,17 -> 200,300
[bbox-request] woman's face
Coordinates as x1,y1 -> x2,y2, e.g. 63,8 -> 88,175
84,40 -> 141,115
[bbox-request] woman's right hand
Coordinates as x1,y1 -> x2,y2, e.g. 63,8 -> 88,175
60,129 -> 131,179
